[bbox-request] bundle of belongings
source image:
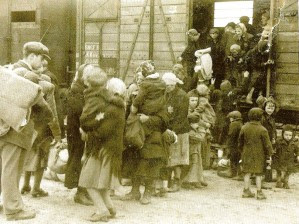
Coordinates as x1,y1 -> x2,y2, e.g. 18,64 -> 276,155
0,66 -> 42,136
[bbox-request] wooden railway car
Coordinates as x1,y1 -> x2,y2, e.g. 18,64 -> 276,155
0,0 -> 77,85
0,0 -> 298,116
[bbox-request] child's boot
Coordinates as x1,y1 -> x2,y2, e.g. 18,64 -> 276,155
256,190 -> 266,200
168,178 -> 181,192
242,188 -> 255,198
283,180 -> 290,189
21,185 -> 31,195
140,180 -> 153,205
275,181 -> 283,188
121,178 -> 141,201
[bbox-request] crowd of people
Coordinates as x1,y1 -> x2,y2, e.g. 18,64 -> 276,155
0,12 -> 299,222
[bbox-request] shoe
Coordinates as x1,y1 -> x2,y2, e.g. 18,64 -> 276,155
140,191 -> 151,205
283,181 -> 290,189
108,207 -> 116,218
31,188 -> 49,198
181,182 -> 195,190
256,190 -> 267,200
21,186 -> 31,195
121,190 -> 141,201
168,179 -> 181,193
6,209 -> 36,221
200,180 -> 208,187
86,212 -> 109,222
74,192 -> 94,206
261,183 -> 272,190
192,182 -> 203,189
158,188 -> 168,197
232,175 -> 243,181
276,181 -> 283,188
242,189 -> 255,198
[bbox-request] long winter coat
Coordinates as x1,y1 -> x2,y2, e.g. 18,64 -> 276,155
65,81 -> 85,189
227,120 -> 243,161
273,138 -> 299,172
165,86 -> 190,134
80,87 -> 126,171
238,121 -> 273,174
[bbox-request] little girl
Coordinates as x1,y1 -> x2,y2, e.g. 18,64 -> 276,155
261,97 -> 277,182
239,107 -> 273,200
274,125 -> 299,189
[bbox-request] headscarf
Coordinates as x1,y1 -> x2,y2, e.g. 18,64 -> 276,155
162,72 -> 183,85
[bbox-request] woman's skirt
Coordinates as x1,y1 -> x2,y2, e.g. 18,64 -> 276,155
79,147 -> 120,190
167,133 -> 189,167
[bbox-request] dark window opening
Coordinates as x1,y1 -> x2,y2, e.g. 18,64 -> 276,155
11,11 -> 36,22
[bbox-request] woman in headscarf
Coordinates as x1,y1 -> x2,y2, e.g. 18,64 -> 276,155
162,72 -> 190,192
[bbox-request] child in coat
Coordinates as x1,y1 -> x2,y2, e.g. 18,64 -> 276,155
227,111 -> 243,178
239,107 -> 273,200
196,84 -> 216,170
261,97 -> 277,182
274,125 -> 299,189
183,90 -> 206,188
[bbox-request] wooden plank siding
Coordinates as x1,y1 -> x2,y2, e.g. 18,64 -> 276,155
119,0 -> 189,81
274,0 -> 299,111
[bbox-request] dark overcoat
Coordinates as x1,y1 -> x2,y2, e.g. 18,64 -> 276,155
238,121 -> 273,174
65,81 -> 85,189
165,86 -> 190,135
273,138 -> 299,172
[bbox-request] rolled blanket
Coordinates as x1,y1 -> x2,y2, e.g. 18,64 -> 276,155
194,48 -> 213,81
0,67 -> 42,132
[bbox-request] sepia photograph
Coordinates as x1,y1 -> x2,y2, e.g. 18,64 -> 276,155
0,0 -> 298,223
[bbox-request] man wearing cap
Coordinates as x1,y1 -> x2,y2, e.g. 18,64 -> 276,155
0,41 -> 53,221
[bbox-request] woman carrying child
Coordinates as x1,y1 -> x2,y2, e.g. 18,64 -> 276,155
79,71 -> 126,222
124,60 -> 169,205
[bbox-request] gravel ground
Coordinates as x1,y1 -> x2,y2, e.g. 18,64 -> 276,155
1,170 -> 299,224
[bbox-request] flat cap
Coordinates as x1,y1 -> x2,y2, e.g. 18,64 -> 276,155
23,41 -> 51,60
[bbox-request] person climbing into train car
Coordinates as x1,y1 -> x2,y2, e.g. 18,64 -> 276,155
206,28 -> 225,89
179,29 -> 201,91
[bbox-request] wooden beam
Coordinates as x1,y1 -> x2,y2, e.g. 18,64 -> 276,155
122,0 -> 149,80
149,0 -> 155,60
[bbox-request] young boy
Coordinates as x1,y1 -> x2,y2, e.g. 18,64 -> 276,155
239,107 -> 273,200
227,111 -> 243,179
274,125 -> 299,189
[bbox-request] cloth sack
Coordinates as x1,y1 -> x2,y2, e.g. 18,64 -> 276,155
48,142 -> 68,174
194,48 -> 213,81
125,113 -> 145,149
0,67 -> 41,132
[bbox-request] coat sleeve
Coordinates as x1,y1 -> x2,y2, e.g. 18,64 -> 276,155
227,123 -> 241,150
132,83 -> 147,109
238,127 -> 245,153
261,128 -> 273,157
